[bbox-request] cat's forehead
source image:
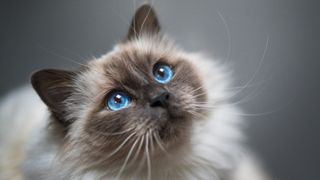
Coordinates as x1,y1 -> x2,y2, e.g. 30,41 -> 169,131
81,37 -> 184,91
95,38 -> 179,77
102,49 -> 155,88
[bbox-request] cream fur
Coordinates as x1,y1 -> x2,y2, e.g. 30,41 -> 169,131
0,37 -> 269,180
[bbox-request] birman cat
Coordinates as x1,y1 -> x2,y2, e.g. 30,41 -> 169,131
0,3 -> 270,180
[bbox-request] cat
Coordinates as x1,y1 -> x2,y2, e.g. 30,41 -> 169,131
0,3 -> 270,180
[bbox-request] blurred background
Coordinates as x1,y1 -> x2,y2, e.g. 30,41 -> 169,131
1,0 -> 319,179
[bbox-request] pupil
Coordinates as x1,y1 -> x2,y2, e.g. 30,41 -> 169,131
114,95 -> 122,104
158,68 -> 165,77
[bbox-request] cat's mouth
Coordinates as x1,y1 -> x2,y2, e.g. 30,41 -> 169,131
144,108 -> 193,154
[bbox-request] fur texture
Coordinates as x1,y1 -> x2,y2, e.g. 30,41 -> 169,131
0,4 -> 269,180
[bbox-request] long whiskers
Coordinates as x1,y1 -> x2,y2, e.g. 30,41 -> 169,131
192,92 -> 207,99
130,134 -> 145,166
116,135 -> 141,179
188,110 -> 208,119
189,86 -> 205,94
153,132 -> 171,157
217,11 -> 232,64
139,2 -> 153,34
107,133 -> 136,158
132,135 -> 147,177
89,128 -> 134,137
228,36 -> 270,100
145,131 -> 152,180
149,130 -> 155,154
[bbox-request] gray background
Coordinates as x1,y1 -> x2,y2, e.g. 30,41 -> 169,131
1,0 -> 319,179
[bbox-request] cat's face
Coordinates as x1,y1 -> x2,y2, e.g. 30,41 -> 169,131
32,5 -> 208,173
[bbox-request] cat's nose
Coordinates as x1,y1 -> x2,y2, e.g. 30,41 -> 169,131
150,91 -> 171,108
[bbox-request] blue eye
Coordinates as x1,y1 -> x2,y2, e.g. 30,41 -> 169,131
153,64 -> 173,84
106,91 -> 131,111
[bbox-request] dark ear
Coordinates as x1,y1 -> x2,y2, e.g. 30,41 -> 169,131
126,4 -> 161,40
31,69 -> 75,126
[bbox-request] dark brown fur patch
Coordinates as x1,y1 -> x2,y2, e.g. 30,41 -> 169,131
126,4 -> 161,40
31,69 -> 76,127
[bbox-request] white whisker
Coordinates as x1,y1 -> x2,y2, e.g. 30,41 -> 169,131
116,136 -> 140,179
139,2 -> 153,33
228,36 -> 270,99
107,133 -> 136,158
149,130 -> 155,153
91,128 -> 133,137
146,131 -> 152,180
192,92 -> 207,98
153,132 -> 170,157
130,135 -> 144,166
133,0 -> 138,38
189,86 -> 205,94
133,135 -> 147,177
189,110 -> 207,119
217,11 -> 232,64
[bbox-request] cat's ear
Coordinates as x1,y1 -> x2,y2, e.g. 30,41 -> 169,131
31,69 -> 75,126
126,4 -> 161,40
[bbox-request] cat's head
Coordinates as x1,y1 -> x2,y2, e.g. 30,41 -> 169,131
32,4 -> 208,174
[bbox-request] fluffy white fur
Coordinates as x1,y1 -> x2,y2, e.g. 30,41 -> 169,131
0,37 -> 269,180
